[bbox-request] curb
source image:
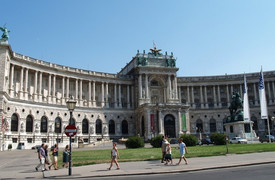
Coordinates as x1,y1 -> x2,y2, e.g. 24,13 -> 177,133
45,161 -> 275,179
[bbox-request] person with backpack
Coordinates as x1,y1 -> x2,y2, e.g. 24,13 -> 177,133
35,143 -> 46,171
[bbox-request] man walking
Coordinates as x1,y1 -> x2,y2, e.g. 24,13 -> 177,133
161,136 -> 168,163
176,138 -> 188,165
35,144 -> 46,171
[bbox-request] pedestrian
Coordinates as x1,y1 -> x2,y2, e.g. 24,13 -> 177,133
108,142 -> 120,170
62,145 -> 69,168
176,138 -> 188,165
52,144 -> 59,170
35,143 -> 46,172
164,143 -> 173,165
44,145 -> 53,170
161,136 -> 168,163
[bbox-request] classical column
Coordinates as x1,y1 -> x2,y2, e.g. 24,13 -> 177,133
272,81 -> 275,104
66,77 -> 70,100
178,86 -> 182,103
24,68 -> 29,100
138,74 -> 142,99
79,79 -> 83,106
158,110 -> 164,135
145,74 -> 149,99
226,84 -> 230,107
131,85 -> 134,108
48,74 -> 52,103
168,75 -> 172,99
19,67 -> 24,99
204,86 -> 209,108
230,84 -> 233,96
174,76 -> 178,99
114,84 -> 117,108
217,85 -> 221,107
52,75 -> 56,104
61,76 -> 65,105
9,64 -> 14,97
239,84 -> 243,98
118,84 -> 122,108
101,82 -> 104,107
34,71 -> 38,101
75,79 -> 78,103
105,82 -> 109,108
127,85 -> 130,108
92,81 -> 96,107
178,109 -> 182,135
253,83 -> 259,105
187,86 -> 190,106
200,86 -> 204,108
88,81 -> 92,107
267,81 -> 272,104
39,72 -> 43,102
213,86 -> 217,108
191,86 -> 195,108
146,109 -> 151,140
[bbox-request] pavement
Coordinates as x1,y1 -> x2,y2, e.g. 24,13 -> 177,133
42,151 -> 275,179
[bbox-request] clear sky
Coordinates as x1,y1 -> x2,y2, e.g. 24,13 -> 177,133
1,0 -> 275,76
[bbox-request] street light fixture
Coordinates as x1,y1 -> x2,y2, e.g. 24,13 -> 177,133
66,96 -> 77,176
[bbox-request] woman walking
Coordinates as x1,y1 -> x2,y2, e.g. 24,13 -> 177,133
108,142 -> 120,170
52,144 -> 59,170
62,145 -> 69,168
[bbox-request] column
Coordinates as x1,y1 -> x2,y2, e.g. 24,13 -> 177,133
253,83 -> 259,105
145,74 -> 149,99
114,84 -> 117,108
88,81 -> 92,107
106,82 -> 109,108
217,85 -> 221,107
138,74 -> 142,99
131,85 -> 134,108
200,86 -> 204,108
52,75 -> 56,104
19,67 -> 24,99
267,81 -> 272,104
226,85 -> 230,107
79,79 -> 83,106
213,86 -> 217,108
92,81 -> 96,107
9,64 -> 14,97
168,75 -> 172,99
187,86 -> 190,106
127,85 -> 130,108
158,110 -> 164,135
118,84 -> 122,108
39,72 -> 43,102
48,74 -> 52,103
66,77 -> 70,100
178,86 -> 182,103
146,109 -> 151,140
272,81 -> 275,104
62,76 -> 65,104
239,84 -> 243,98
75,79 -> 78,102
204,86 -> 209,108
34,71 -> 38,101
178,110 -> 182,134
191,86 -> 195,108
174,76 -> 178,99
101,82 -> 104,107
24,68 -> 29,100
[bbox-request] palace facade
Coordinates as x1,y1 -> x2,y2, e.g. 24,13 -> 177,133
0,43 -> 275,150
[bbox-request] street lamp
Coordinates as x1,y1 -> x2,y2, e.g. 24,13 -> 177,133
66,96 -> 76,176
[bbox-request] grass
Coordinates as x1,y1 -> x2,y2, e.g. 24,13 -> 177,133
57,143 -> 275,167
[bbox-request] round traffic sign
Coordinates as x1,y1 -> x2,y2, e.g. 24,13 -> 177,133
65,124 -> 77,137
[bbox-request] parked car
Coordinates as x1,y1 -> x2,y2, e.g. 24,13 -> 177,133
200,138 -> 213,145
259,135 -> 275,143
31,145 -> 41,150
169,138 -> 179,144
229,137 -> 248,144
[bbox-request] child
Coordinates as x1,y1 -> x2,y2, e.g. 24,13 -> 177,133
62,145 -> 69,168
164,143 -> 173,165
108,142 -> 120,170
176,138 -> 188,165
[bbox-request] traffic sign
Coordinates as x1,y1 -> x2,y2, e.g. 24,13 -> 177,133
65,125 -> 77,137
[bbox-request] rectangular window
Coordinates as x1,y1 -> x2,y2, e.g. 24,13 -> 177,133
84,138 -> 89,143
41,138 -> 47,143
27,138 -> 32,143
12,138 -> 18,143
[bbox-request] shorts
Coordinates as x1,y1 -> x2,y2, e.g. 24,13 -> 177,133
112,155 -> 117,160
53,156 -> 58,162
165,154 -> 172,160
180,153 -> 185,157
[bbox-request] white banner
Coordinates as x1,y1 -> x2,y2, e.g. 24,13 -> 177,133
243,74 -> 250,121
259,68 -> 268,119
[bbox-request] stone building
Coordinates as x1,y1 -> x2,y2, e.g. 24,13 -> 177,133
0,43 -> 275,150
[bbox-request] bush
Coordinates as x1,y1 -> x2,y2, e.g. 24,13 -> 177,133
150,135 -> 163,148
125,136 -> 145,148
210,133 -> 226,145
180,134 -> 198,146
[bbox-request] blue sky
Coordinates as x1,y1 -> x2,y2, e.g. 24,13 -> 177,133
1,0 -> 275,76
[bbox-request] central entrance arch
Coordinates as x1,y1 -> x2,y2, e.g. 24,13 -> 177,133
164,114 -> 176,138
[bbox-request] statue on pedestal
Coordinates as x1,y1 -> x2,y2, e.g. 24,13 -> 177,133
0,26 -> 10,40
227,91 -> 244,122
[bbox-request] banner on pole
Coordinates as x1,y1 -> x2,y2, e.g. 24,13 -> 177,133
243,74 -> 250,121
259,68 -> 268,119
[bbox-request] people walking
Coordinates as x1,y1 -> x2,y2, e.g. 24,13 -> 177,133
62,145 -> 69,168
176,138 -> 188,165
35,143 -> 46,172
161,136 -> 168,163
108,142 -> 120,170
52,144 -> 59,170
164,143 -> 173,165
44,145 -> 53,170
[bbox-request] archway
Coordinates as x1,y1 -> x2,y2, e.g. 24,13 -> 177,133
164,114 -> 176,138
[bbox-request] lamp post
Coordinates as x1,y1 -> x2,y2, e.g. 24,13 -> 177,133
66,96 -> 76,176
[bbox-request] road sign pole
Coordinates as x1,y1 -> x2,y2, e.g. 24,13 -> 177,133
69,111 -> 72,176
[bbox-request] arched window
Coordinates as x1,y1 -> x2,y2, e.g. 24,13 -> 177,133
26,115 -> 33,132
122,120 -> 128,134
196,119 -> 203,132
82,119 -> 89,134
109,120 -> 115,134
55,117 -> 62,133
96,119 -> 102,134
210,119 -> 216,133
11,113 -> 18,132
41,116 -> 48,133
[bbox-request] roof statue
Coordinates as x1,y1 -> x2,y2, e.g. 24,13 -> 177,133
150,42 -> 162,56
0,25 -> 10,40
